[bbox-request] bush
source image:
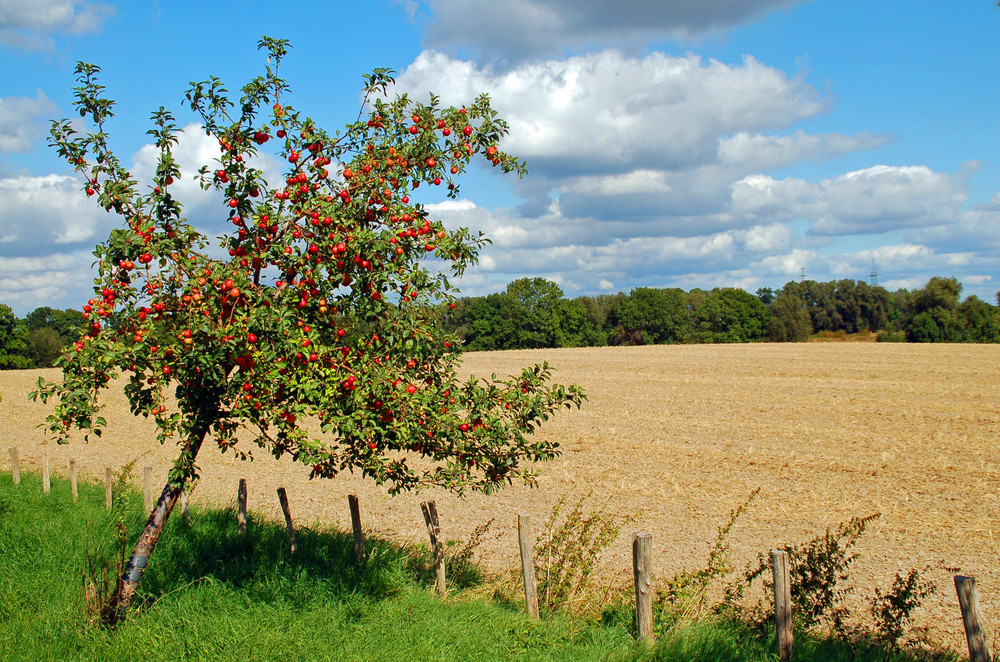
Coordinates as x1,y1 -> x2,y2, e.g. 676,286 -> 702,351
730,513 -> 880,631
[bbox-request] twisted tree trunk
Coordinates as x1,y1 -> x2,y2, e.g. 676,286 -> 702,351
105,406 -> 216,625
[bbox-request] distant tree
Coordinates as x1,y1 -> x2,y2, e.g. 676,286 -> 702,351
571,294 -> 619,346
463,293 -> 514,351
956,296 -> 1000,343
25,307 -> 85,342
907,311 -> 945,343
0,304 -> 31,370
913,276 -> 962,314
25,327 -> 65,367
887,289 -> 913,332
782,280 -> 837,332
449,282 -> 606,350
694,288 -> 770,343
755,287 -> 776,306
685,288 -> 709,314
503,278 -> 568,348
610,287 -> 690,345
907,309 -> 965,343
857,283 -> 891,332
907,277 -> 965,342
766,294 -> 812,342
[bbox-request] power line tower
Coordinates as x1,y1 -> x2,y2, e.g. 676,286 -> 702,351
868,259 -> 878,286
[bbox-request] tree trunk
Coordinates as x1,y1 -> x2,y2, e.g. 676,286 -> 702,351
105,406 -> 215,625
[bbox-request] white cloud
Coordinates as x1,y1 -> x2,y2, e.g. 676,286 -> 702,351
425,199 -> 476,213
562,170 -> 672,196
718,130 -> 889,171
0,0 -> 114,50
0,91 -> 58,153
730,165 -> 967,235
751,248 -> 816,278
421,0 -> 806,63
910,192 -> 1000,253
736,223 -> 792,253
396,50 -> 828,175
0,174 -> 115,252
394,49 -> 900,234
813,166 -> 966,235
0,251 -> 96,314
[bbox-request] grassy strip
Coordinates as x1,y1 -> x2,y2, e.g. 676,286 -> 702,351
0,471 -> 960,661
0,471 -> 644,661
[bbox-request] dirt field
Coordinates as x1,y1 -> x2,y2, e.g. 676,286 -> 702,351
2,343 -> 999,652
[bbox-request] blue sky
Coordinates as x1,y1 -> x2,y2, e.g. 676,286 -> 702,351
0,0 -> 997,315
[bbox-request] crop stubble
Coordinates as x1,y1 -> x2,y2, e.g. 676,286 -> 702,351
1,343 -> 998,651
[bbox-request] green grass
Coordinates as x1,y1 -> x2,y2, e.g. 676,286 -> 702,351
0,471 -> 962,662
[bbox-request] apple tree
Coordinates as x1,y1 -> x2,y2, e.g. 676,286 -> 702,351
34,37 -> 583,623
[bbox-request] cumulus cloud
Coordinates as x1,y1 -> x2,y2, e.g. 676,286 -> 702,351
0,174 -> 115,253
428,196 -> 802,295
718,131 -> 889,171
0,0 -> 114,50
394,50 -> 898,231
397,50 -> 829,176
420,0 -> 806,63
0,251 -> 96,314
0,92 -> 58,153
731,165 -> 968,234
910,192 -> 1000,254
396,45 -> 982,297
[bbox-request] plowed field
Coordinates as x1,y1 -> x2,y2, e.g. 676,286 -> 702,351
3,343 -> 998,652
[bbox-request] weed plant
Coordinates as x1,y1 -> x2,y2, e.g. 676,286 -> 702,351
533,493 -> 634,616
732,512 -> 881,630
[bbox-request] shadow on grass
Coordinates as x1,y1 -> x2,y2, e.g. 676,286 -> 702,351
135,502 -> 488,610
138,505 -> 431,606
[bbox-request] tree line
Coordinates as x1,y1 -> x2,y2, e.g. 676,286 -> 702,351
437,276 -> 1000,350
1,275 -> 997,369
0,305 -> 86,369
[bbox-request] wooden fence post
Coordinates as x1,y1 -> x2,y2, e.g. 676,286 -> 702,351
518,513 -> 540,619
633,532 -> 654,643
277,487 -> 297,554
143,465 -> 153,512
237,478 -> 248,534
421,500 -> 446,596
348,494 -> 366,564
8,447 -> 19,486
180,490 -> 191,526
42,452 -> 50,494
69,458 -> 78,502
104,466 -> 112,510
772,550 -> 794,661
955,576 -> 990,662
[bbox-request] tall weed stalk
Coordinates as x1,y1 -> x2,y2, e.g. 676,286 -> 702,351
655,488 -> 760,633
534,493 -> 633,615
82,459 -> 138,626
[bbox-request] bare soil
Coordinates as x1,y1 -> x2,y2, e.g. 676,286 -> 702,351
3,343 -> 999,652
